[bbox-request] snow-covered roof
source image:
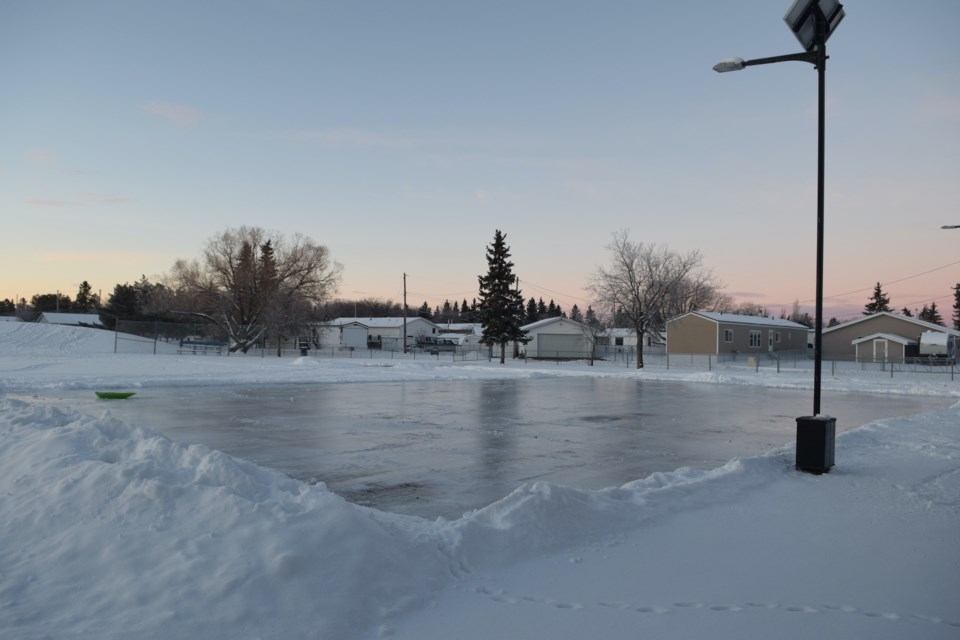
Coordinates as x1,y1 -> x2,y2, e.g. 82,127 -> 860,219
824,311 -> 960,336
326,317 -> 439,329
600,328 -> 663,338
437,322 -> 483,335
521,316 -> 585,332
37,312 -> 103,326
0,316 -> 20,322
679,312 -> 807,330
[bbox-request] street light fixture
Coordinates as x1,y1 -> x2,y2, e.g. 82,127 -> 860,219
714,0 -> 845,474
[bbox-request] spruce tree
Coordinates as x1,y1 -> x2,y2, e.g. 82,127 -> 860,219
901,307 -> 913,318
74,281 -> 95,311
417,302 -> 432,319
570,304 -> 583,323
919,301 -> 944,325
477,230 -> 528,363
863,282 -> 892,315
526,297 -> 538,324
952,283 -> 960,330
585,305 -> 598,326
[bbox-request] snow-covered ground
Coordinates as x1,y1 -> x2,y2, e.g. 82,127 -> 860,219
1,322 -> 958,639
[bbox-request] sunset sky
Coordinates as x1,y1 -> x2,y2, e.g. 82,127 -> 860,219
2,0 -> 958,321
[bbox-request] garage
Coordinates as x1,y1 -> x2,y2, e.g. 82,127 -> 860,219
521,317 -> 589,359
341,322 -> 369,348
537,334 -> 583,358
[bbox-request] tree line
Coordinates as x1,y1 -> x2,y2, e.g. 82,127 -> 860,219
863,281 -> 959,327
8,228 -> 959,362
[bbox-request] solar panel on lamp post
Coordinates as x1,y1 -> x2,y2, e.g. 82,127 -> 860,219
713,0 -> 845,474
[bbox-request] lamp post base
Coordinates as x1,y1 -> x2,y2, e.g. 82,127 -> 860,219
796,415 -> 836,474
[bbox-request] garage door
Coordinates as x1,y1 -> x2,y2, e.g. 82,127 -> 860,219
342,325 -> 368,348
537,333 -> 583,358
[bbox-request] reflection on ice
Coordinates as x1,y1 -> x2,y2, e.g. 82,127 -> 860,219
21,377 -> 952,519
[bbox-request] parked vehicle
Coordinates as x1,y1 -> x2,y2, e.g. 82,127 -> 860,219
919,331 -> 957,359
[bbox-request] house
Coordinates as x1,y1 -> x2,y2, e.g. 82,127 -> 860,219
36,312 -> 103,327
666,312 -> 808,355
598,328 -> 665,351
315,317 -> 440,350
519,317 -> 589,359
822,312 -> 959,361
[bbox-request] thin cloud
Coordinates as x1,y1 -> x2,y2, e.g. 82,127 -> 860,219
25,149 -> 58,165
38,252 -> 158,263
25,199 -> 70,207
78,193 -> 131,205
143,101 -> 203,125
268,127 -> 421,149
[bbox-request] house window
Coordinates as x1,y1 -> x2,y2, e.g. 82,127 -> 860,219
723,329 -> 734,343
614,337 -> 624,346
749,330 -> 761,348
775,332 -> 781,343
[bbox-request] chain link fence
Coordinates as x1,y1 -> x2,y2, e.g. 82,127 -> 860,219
109,320 -> 957,381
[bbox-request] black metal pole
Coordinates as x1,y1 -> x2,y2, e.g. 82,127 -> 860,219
813,30 -> 827,416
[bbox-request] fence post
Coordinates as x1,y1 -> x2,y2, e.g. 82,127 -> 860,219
708,354 -> 712,371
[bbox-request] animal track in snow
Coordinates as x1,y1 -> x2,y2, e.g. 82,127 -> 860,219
473,584 -> 956,628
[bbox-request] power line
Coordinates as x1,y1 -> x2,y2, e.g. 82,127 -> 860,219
797,259 -> 960,304
517,279 -> 592,305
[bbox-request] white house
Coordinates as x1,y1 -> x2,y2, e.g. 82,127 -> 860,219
315,317 -> 440,350
519,317 -> 590,359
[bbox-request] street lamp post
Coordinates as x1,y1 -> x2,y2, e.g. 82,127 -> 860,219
715,0 -> 845,474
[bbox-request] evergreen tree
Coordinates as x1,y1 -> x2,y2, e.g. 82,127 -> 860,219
546,299 -> 558,317
827,317 -> 839,328
953,283 -> 960,330
536,297 -> 547,318
30,292 -> 71,313
477,230 -> 528,363
526,297 -> 539,324
102,283 -> 139,326
417,302 -> 432,319
863,282 -> 892,315
441,300 -> 453,323
585,305 -> 598,326
461,298 -> 471,322
919,301 -> 944,325
901,307 -> 913,318
569,304 -> 583,323
74,281 -> 96,311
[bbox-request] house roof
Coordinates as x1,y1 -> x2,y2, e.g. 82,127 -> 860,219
824,311 -> 960,337
37,312 -> 103,326
327,317 -> 439,329
851,333 -> 918,346
675,312 -> 808,330
521,317 -> 586,332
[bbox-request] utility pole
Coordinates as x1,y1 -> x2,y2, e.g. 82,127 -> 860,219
403,273 -> 408,354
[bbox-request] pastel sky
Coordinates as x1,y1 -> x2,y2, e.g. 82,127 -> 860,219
2,0 -> 958,321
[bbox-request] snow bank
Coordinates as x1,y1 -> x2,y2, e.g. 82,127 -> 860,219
0,399 -> 452,639
2,324 -> 959,638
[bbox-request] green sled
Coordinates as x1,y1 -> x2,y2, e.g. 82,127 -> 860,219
95,392 -> 136,400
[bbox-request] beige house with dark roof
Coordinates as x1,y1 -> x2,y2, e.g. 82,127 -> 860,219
666,312 -> 809,355
822,312 -> 958,361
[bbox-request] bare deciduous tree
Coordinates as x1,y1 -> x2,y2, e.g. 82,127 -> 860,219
588,230 -> 724,368
169,226 -> 342,352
